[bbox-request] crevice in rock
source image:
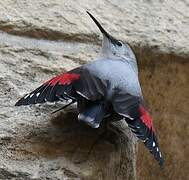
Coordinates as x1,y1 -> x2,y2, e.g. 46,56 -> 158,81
0,22 -> 100,44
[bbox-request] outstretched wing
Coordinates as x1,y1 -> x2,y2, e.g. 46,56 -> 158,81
15,69 -> 80,106
15,67 -> 107,106
112,90 -> 164,167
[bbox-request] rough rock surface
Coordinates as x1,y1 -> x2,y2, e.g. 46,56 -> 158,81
0,32 -> 137,180
0,0 -> 188,180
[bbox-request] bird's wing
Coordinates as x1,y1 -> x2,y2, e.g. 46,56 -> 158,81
112,89 -> 164,167
15,67 -> 107,106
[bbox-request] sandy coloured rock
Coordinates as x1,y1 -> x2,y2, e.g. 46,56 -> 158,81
0,0 -> 188,180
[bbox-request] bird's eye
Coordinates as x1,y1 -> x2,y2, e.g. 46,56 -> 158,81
117,41 -> 122,47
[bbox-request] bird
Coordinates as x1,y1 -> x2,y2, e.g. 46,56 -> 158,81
15,11 -> 164,167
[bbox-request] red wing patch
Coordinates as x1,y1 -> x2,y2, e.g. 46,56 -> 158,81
125,104 -> 163,166
45,73 -> 80,86
15,72 -> 80,106
139,105 -> 154,131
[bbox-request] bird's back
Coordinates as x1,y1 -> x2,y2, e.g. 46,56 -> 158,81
84,58 -> 142,98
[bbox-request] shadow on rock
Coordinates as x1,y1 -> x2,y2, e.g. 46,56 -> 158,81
13,110 -> 116,164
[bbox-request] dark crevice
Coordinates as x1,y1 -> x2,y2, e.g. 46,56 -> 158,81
0,24 -> 101,45
0,23 -> 188,61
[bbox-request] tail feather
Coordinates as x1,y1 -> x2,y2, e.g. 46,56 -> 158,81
78,103 -> 106,128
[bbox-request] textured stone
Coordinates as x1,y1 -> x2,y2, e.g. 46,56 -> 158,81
0,0 -> 188,56
0,31 -> 137,180
0,0 -> 188,180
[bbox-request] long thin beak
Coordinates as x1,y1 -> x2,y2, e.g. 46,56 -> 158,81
87,11 -> 110,39
87,11 -> 120,45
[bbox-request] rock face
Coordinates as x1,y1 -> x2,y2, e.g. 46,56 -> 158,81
0,32 -> 137,180
0,0 -> 188,180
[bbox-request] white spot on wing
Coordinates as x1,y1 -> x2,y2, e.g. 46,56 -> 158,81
159,152 -> 162,158
157,147 -> 159,152
30,93 -> 34,98
24,94 -> 29,99
36,92 -> 40,97
67,99 -> 72,103
153,141 -> 156,147
142,138 -> 148,143
76,91 -> 90,100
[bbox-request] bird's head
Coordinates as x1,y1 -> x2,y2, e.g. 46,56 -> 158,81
87,11 -> 136,64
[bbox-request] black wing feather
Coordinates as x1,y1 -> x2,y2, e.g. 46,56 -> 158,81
112,90 -> 164,167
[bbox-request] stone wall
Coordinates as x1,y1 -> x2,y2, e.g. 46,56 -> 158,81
0,1 -> 188,180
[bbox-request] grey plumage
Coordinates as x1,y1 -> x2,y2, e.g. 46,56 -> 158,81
15,11 -> 164,167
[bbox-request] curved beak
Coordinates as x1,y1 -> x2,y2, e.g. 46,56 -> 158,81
87,11 -> 120,45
